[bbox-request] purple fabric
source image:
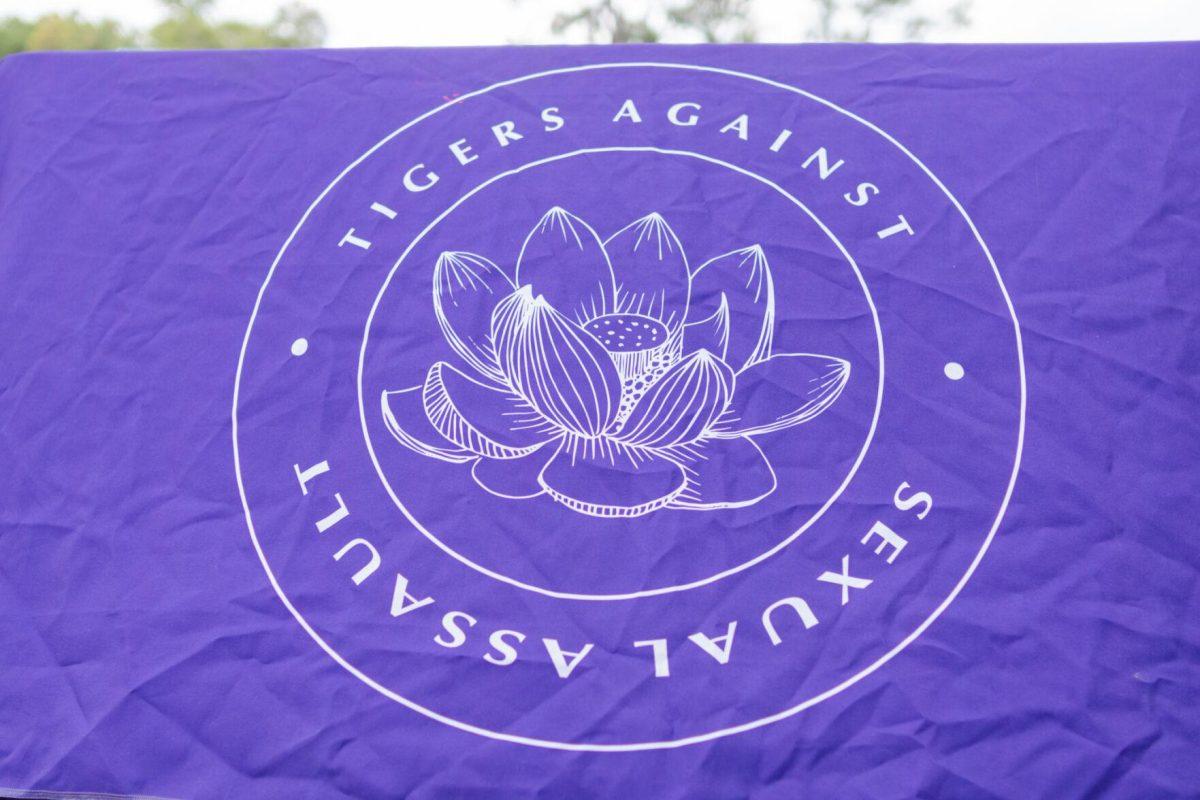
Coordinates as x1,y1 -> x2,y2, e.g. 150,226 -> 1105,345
0,44 -> 1198,799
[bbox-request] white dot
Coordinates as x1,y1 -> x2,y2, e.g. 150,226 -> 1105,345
291,338 -> 309,357
944,361 -> 964,380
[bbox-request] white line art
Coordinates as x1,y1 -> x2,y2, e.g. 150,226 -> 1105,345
681,294 -> 730,362
433,251 -> 514,383
234,62 -> 1025,751
381,386 -> 475,463
365,146 -> 882,601
689,245 -> 775,370
382,208 -> 851,516
604,212 -> 690,328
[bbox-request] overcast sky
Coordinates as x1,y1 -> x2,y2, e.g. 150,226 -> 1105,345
1,0 -> 1197,46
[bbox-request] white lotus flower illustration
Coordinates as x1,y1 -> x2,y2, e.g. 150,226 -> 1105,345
381,207 -> 851,518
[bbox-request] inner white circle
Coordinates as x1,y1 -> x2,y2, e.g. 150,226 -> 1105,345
944,361 -> 965,380
290,337 -> 309,357
358,147 -> 885,602
232,62 -> 1027,752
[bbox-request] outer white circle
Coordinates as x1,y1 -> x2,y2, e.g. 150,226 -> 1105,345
357,146 -> 885,601
232,62 -> 1027,752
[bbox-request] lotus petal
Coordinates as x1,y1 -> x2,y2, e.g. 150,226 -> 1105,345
681,294 -> 730,362
668,436 -> 777,510
539,438 -> 685,518
433,251 -> 513,381
711,353 -> 850,438
687,245 -> 774,370
492,288 -> 621,438
471,441 -> 558,499
489,286 -> 533,365
617,350 -> 734,448
516,207 -> 615,324
422,361 -> 557,458
604,213 -> 690,328
381,386 -> 475,463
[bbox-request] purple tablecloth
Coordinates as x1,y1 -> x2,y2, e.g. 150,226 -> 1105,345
0,43 -> 1197,799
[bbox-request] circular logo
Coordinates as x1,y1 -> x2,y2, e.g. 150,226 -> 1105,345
233,63 -> 1024,751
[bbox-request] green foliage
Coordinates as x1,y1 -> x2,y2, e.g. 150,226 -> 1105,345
0,12 -> 134,56
552,0 -> 661,43
0,0 -> 326,58
547,0 -> 970,44
148,0 -> 327,49
29,13 -> 135,50
810,0 -> 972,41
0,17 -> 35,57
667,0 -> 756,43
